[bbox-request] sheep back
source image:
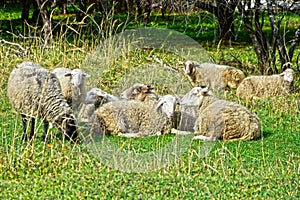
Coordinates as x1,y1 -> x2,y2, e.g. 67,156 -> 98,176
236,74 -> 292,99
92,100 -> 171,136
194,100 -> 262,141
7,63 -> 73,127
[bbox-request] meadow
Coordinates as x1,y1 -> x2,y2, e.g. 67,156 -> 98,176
0,4 -> 299,199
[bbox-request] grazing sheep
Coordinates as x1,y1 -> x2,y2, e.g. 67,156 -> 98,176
180,87 -> 262,141
90,94 -> 177,137
236,68 -> 295,100
184,61 -> 245,92
78,88 -> 119,123
7,61 -> 78,142
52,67 -> 90,111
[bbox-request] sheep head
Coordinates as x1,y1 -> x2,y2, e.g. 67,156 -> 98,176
120,83 -> 154,101
180,86 -> 209,107
155,95 -> 177,119
280,68 -> 294,83
64,69 -> 90,87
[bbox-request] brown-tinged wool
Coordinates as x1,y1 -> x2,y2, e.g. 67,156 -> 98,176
7,62 -> 75,132
184,61 -> 245,92
193,94 -> 262,141
91,98 -> 173,137
236,70 -> 294,100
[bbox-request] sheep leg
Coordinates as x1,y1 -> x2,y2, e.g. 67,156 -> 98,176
43,121 -> 49,142
21,114 -> 28,141
171,128 -> 193,135
193,135 -> 217,141
118,133 -> 139,138
29,117 -> 35,140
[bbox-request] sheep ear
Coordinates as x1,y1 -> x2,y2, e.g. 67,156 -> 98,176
64,72 -> 72,77
155,99 -> 164,111
200,86 -> 209,96
83,73 -> 91,78
132,88 -> 141,94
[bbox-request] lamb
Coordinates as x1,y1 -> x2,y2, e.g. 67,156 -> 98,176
7,61 -> 78,142
77,88 -> 119,123
180,87 -> 262,141
236,68 -> 295,100
90,94 -> 177,138
183,61 -> 245,92
52,67 -> 90,111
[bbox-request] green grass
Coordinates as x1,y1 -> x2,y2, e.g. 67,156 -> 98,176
0,4 -> 299,199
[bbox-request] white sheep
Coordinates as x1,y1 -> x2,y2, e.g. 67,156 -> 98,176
236,68 -> 295,100
52,67 -> 90,111
180,87 -> 262,141
184,61 -> 245,92
78,88 -> 119,123
90,94 -> 177,138
7,61 -> 78,142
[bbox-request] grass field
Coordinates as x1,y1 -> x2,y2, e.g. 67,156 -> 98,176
0,4 -> 299,199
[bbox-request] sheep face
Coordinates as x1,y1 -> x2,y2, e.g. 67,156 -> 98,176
156,95 -> 177,119
184,61 -> 195,75
120,83 -> 154,100
85,88 -> 108,104
180,86 -> 208,106
64,69 -> 90,87
281,68 -> 294,83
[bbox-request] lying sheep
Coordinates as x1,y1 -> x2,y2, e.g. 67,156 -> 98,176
236,68 -> 295,100
7,61 -> 78,142
121,84 -> 199,133
120,83 -> 157,101
52,67 -> 90,111
184,61 -> 245,92
78,88 -> 119,123
180,87 -> 262,141
90,94 -> 177,137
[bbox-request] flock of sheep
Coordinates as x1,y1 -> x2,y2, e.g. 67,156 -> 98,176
7,60 -> 295,142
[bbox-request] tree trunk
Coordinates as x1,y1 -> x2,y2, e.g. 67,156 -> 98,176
217,11 -> 235,41
237,0 -> 274,74
144,0 -> 152,25
195,0 -> 237,42
22,0 -> 31,21
36,0 -> 54,45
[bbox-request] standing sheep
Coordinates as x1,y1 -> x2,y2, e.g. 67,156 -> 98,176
180,87 -> 262,141
236,68 -> 295,100
184,61 -> 245,92
7,61 -> 78,142
52,67 -> 90,111
90,94 -> 177,138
